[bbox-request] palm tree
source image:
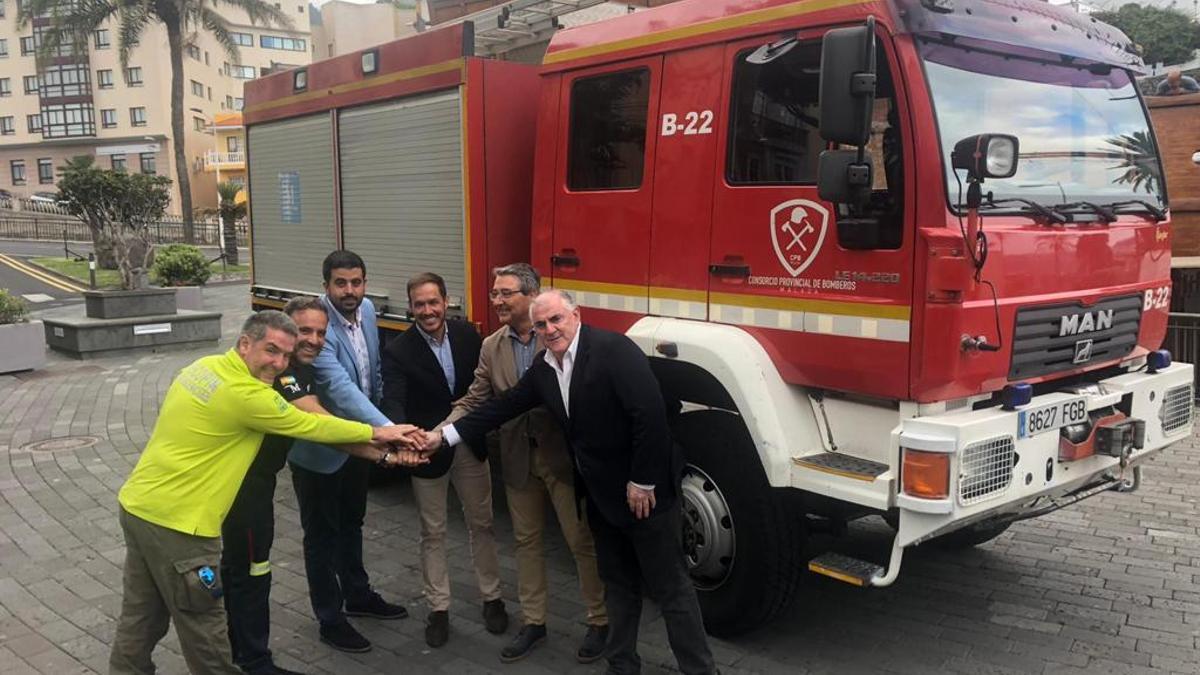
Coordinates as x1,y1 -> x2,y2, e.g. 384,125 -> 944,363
19,0 -> 291,244
1106,130 -> 1162,196
217,180 -> 246,265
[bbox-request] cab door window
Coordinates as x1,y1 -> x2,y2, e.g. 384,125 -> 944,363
567,68 -> 650,190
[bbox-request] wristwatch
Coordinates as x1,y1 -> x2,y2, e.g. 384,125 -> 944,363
376,449 -> 394,468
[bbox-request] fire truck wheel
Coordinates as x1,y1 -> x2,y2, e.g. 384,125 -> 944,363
930,519 -> 1012,549
673,410 -> 804,637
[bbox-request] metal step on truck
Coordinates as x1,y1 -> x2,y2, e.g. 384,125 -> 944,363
244,0 -> 1195,636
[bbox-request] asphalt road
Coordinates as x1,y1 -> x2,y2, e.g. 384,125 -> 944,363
0,250 -> 85,309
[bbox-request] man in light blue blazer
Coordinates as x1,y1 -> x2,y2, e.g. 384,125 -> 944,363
288,250 -> 408,654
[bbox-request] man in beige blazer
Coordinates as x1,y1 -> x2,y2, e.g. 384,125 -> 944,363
444,263 -> 608,663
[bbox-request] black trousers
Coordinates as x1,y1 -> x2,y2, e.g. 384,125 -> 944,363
587,499 -> 715,675
220,471 -> 278,672
290,457 -> 373,627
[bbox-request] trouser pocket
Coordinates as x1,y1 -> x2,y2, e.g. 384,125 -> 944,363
173,556 -> 224,611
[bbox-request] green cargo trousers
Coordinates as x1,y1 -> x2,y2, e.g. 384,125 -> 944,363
110,507 -> 242,675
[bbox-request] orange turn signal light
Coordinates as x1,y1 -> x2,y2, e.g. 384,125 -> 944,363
902,449 -> 950,499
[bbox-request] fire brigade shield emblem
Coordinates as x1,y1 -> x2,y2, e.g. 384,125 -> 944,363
770,199 -> 829,277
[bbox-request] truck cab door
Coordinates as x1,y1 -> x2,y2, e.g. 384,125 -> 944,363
708,33 -> 915,399
549,57 -> 663,326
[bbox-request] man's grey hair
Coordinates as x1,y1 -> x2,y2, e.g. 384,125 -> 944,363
283,296 -> 327,318
530,289 -> 577,317
493,263 -> 541,295
240,310 -> 298,342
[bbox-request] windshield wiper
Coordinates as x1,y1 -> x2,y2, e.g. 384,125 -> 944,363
979,198 -> 1068,224
1105,199 -> 1166,222
1057,201 -> 1116,224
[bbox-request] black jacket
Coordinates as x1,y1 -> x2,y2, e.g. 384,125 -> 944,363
381,319 -> 482,478
452,325 -> 680,527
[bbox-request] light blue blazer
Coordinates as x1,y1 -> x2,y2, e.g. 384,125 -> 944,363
288,295 -> 392,474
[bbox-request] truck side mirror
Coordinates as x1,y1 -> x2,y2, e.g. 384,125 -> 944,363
818,150 -> 872,207
818,18 -> 877,146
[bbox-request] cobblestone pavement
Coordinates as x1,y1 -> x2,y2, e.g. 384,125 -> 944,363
1,283 -> 1198,674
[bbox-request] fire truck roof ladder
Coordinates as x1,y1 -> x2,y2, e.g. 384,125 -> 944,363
453,0 -> 609,56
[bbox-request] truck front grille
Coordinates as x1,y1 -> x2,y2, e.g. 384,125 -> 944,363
959,436 -> 1015,506
1161,384 -> 1193,435
1009,295 -> 1142,380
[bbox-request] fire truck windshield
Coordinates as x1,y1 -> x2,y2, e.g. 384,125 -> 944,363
921,41 -> 1165,215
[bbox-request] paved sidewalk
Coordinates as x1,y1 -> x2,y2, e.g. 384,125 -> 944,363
0,283 -> 1197,674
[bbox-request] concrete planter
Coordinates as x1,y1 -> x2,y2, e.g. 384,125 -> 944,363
173,286 -> 204,311
85,288 -> 177,319
0,320 -> 46,374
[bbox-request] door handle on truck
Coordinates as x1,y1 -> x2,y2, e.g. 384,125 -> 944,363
551,253 -> 581,267
709,262 -> 751,278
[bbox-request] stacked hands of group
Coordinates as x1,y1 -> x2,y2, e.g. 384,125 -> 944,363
370,425 -> 448,468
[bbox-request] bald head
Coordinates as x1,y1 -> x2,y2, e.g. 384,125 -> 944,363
530,290 -> 581,360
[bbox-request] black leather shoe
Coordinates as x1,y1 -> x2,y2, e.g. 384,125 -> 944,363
482,598 -> 509,634
577,623 -> 609,664
345,592 -> 408,620
245,664 -> 307,675
500,624 -> 547,663
425,610 -> 449,648
319,622 -> 371,653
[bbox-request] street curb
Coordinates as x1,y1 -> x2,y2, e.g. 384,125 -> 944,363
17,256 -> 93,291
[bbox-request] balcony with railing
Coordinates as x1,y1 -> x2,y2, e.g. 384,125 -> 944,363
203,150 -> 246,171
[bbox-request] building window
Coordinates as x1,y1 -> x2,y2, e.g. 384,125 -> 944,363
125,67 -> 143,87
37,158 -> 53,184
23,75 -> 37,94
186,44 -> 201,61
130,107 -> 146,127
193,116 -> 206,131
227,136 -> 242,153
0,78 -> 9,97
110,154 -> 126,172
20,36 -> 35,56
26,114 -> 40,133
97,69 -> 113,89
204,51 -> 209,65
234,97 -> 244,111
94,29 -> 110,49
229,65 -> 257,80
225,95 -> 234,109
0,1 -> 5,18
0,39 -> 8,58
40,64 -> 91,98
140,153 -> 156,175
259,34 -> 306,51
190,80 -> 204,97
567,68 -> 650,191
0,117 -> 13,136
231,32 -> 253,47
11,160 -> 26,186
101,108 -> 116,128
41,103 -> 95,138
298,4 -> 304,11
207,86 -> 212,100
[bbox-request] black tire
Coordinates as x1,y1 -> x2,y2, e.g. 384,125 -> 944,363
672,410 -> 805,637
930,519 -> 1012,549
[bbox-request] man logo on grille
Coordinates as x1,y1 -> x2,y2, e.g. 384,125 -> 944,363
770,199 -> 829,277
1073,339 -> 1094,365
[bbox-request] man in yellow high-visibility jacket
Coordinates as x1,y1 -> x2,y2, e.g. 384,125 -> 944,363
110,310 -> 422,675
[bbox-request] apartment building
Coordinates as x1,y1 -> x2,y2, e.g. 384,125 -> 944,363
311,0 -> 417,60
0,0 -> 312,212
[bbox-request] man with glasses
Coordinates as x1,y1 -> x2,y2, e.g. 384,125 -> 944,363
444,264 -> 608,663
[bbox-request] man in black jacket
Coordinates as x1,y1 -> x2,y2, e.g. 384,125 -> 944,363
380,273 -> 507,648
430,289 -> 714,675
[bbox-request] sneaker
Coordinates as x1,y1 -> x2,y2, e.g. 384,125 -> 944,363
319,622 -> 371,653
345,592 -> 408,620
482,598 -> 509,634
245,664 -> 307,675
425,610 -> 449,648
577,624 -> 609,664
500,624 -> 547,663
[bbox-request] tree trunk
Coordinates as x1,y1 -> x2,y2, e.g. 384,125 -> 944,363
165,19 -> 195,244
222,214 -> 239,265
91,228 -> 118,269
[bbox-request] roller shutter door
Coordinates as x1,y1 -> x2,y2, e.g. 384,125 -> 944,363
248,114 -> 336,296
339,90 -> 466,313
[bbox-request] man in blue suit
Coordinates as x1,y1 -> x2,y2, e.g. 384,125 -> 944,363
289,250 -> 408,653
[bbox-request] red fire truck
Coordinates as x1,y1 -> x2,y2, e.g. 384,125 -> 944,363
245,0 -> 1195,635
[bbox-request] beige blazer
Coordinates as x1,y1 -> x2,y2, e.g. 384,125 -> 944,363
444,325 -> 572,489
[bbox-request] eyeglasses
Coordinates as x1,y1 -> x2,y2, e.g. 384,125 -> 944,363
488,289 -> 525,299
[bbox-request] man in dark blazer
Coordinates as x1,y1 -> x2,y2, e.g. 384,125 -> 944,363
380,272 -> 507,649
430,289 -> 715,675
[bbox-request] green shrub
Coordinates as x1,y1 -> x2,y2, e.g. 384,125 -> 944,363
0,289 -> 29,324
151,244 -> 211,287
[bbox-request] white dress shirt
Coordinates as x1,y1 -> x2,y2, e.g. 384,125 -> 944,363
325,297 -> 371,395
